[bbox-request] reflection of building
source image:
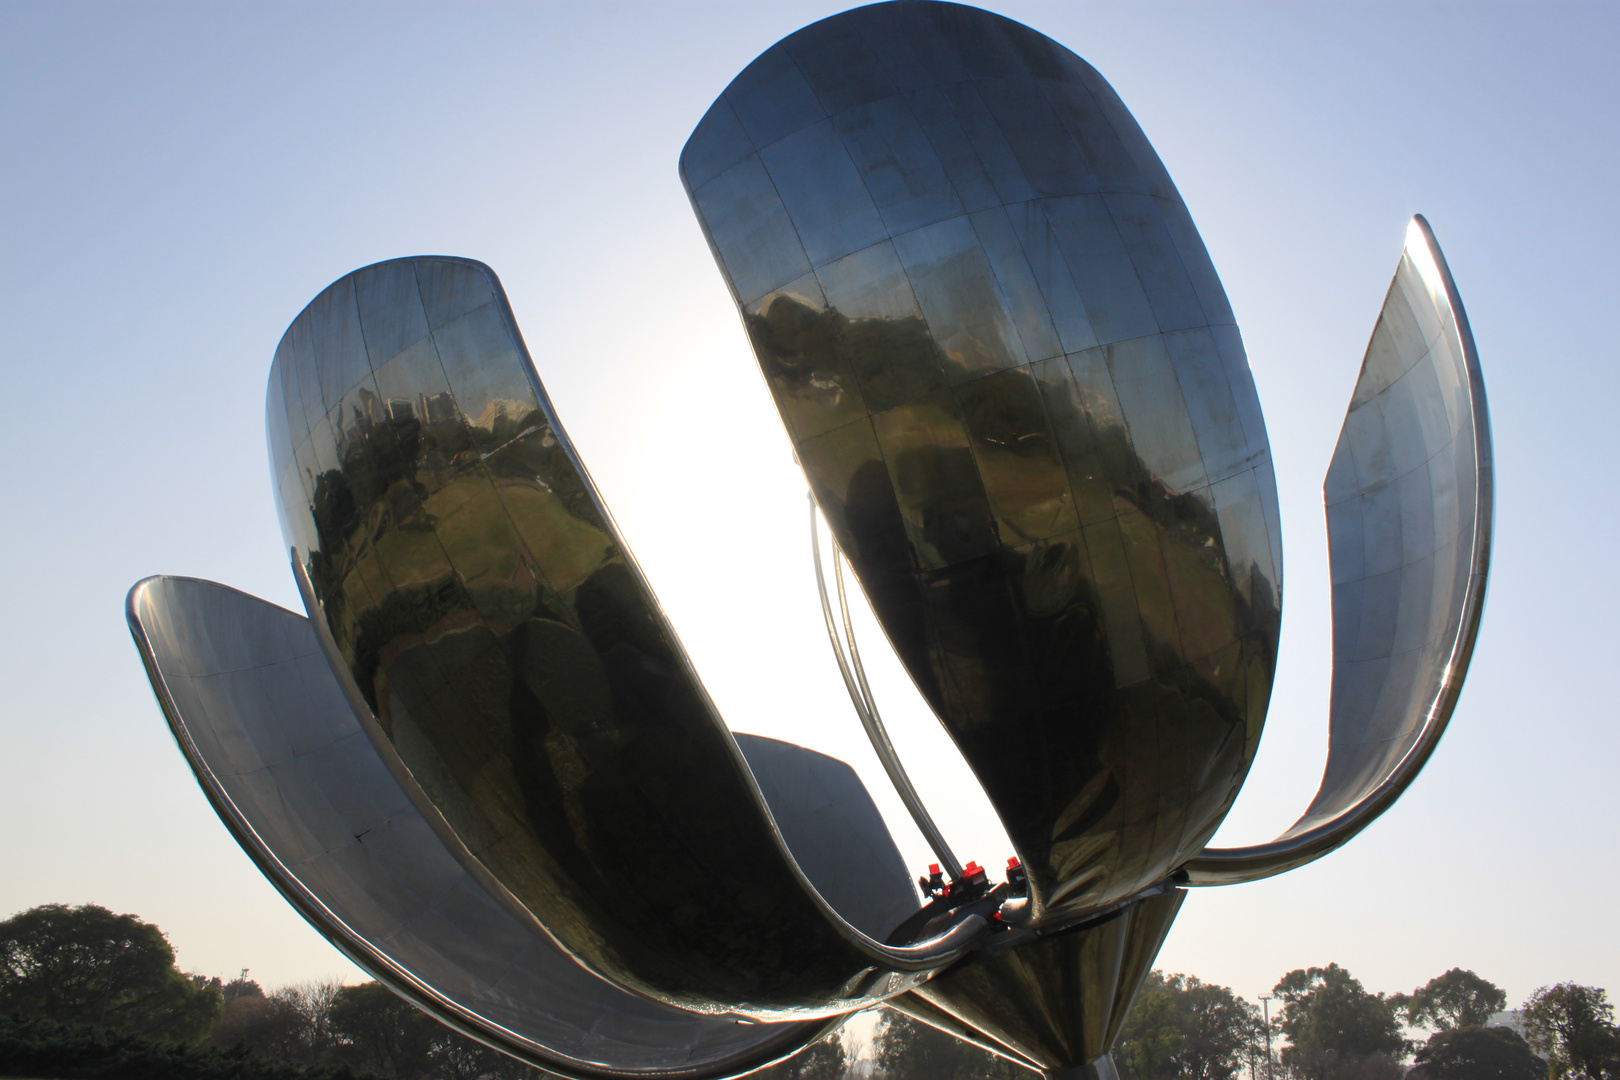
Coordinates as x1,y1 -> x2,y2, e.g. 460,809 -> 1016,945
471,397 -> 533,431
127,4 -> 1492,1080
384,390 -> 458,425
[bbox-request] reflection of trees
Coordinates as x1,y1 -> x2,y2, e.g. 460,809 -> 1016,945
762,283 -> 1280,909
746,293 -> 946,422
296,373 -> 870,1010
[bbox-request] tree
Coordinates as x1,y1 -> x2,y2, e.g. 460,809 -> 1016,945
1116,970 -> 1263,1080
1395,969 -> 1508,1032
0,1013 -> 377,1080
327,980 -> 538,1080
1522,984 -> 1620,1080
226,972 -> 266,1001
1408,1026 -> 1545,1080
1272,964 -> 1407,1080
330,980 -> 438,1080
0,903 -> 221,1041
874,1008 -> 1023,1079
209,992 -> 309,1059
754,1029 -> 848,1080
277,980 -> 345,1062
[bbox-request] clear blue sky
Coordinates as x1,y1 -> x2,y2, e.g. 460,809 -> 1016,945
1,0 -> 1614,1015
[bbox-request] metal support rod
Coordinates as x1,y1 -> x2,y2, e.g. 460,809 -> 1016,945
808,495 -> 962,880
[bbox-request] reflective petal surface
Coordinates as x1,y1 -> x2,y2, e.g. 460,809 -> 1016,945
682,0 -> 1282,923
127,576 -> 834,1078
266,255 -> 978,1017
901,889 -> 1184,1075
1187,216 -> 1491,885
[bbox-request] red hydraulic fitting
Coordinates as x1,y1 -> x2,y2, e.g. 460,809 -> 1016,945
1006,855 -> 1028,892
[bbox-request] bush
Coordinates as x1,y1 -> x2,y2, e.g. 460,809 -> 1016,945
0,1014 -> 376,1080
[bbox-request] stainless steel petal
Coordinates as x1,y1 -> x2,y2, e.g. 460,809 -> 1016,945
682,0 -> 1281,925
908,888 -> 1185,1074
265,255 -> 980,1018
1185,216 -> 1491,886
127,575 -> 834,1079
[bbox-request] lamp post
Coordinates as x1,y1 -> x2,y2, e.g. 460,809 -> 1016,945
1259,995 -> 1275,1080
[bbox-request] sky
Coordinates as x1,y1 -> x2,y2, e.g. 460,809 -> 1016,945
1,0 -> 1616,1023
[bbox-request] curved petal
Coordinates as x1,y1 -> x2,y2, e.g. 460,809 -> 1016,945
128,575 -> 837,1077
266,256 -> 978,1017
734,732 -> 921,943
1186,216 -> 1492,885
680,0 -> 1281,929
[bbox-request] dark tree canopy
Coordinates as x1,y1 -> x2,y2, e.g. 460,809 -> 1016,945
754,1030 -> 848,1080
328,981 -> 438,1080
1395,969 -> 1508,1032
1273,964 -> 1407,1080
325,980 -> 535,1080
1116,970 -> 1261,1080
0,903 -> 221,1041
1408,1026 -> 1544,1080
208,991 -> 310,1061
874,1009 -> 1023,1080
225,974 -> 267,1001
1522,983 -> 1620,1080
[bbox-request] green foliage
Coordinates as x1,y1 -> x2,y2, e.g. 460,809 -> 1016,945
0,1014 -> 370,1080
1522,983 -> 1620,1080
327,982 -> 438,1079
1408,1026 -> 1545,1080
874,1009 -> 1023,1079
752,1030 -> 848,1080
1272,964 -> 1407,1080
324,980 -> 538,1080
1115,970 -> 1262,1080
208,991 -> 309,1060
224,974 -> 265,1001
207,980 -> 343,1064
1395,969 -> 1508,1032
0,904 -> 222,1042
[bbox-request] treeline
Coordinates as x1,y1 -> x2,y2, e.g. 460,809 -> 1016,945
0,904 -> 536,1080
5,903 -> 1618,1080
862,965 -> 1620,1080
1111,963 -> 1620,1080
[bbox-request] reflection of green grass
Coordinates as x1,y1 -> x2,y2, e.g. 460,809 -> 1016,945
339,472 -> 615,635
499,481 -> 614,594
1121,507 -> 1237,665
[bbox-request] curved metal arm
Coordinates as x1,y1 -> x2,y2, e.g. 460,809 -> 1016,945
809,495 -> 963,880
1186,216 -> 1492,886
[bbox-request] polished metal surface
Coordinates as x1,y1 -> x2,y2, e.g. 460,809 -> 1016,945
124,3 -> 1492,1077
733,731 -> 921,942
907,889 -> 1184,1075
811,498 -> 962,879
127,575 -> 835,1079
1185,216 -> 1491,885
266,254 -> 981,1019
682,0 -> 1282,927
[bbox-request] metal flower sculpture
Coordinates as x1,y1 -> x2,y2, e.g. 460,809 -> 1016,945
127,4 -> 1490,1079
